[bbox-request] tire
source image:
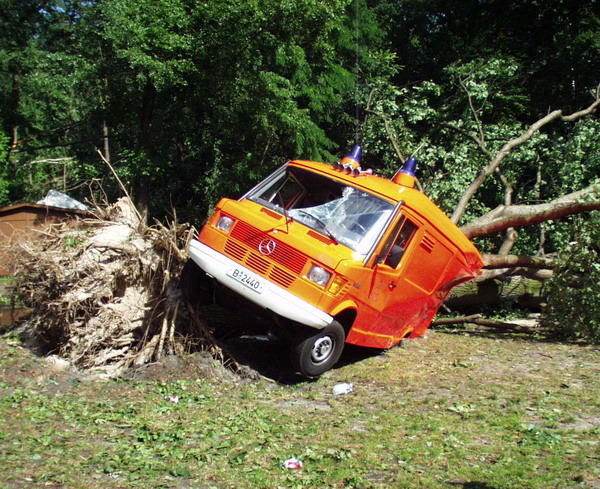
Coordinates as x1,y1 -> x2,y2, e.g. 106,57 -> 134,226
290,321 -> 346,378
179,259 -> 212,307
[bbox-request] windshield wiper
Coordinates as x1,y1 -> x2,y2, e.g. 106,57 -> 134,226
276,193 -> 292,233
295,210 -> 338,244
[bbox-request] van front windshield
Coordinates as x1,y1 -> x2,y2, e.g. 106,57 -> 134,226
247,167 -> 394,255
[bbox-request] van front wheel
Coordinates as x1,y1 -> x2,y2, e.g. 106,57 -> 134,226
290,321 -> 345,378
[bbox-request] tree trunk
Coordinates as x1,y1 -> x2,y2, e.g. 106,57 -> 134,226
6,72 -> 20,162
135,79 -> 157,222
102,118 -> 110,163
444,276 -> 545,309
460,183 -> 600,239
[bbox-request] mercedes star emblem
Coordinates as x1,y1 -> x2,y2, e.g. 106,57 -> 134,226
258,238 -> 277,256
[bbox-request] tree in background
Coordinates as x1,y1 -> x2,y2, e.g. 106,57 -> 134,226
0,0 -> 105,204
87,0 -> 387,218
2,0 -> 383,215
542,213 -> 600,342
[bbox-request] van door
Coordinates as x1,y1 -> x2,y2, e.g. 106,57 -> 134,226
364,210 -> 455,347
353,213 -> 419,347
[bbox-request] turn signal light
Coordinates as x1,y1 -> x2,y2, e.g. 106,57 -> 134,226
328,276 -> 347,296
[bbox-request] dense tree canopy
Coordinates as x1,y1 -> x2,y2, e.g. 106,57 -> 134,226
1,0 -> 598,250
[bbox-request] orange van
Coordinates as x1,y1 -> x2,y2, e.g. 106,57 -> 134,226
184,146 -> 483,377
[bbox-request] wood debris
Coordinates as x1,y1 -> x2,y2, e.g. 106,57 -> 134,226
12,197 -> 235,377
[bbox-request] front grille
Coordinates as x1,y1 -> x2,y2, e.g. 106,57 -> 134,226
223,221 -> 310,289
224,240 -> 247,261
246,253 -> 270,274
230,221 -> 308,275
269,267 -> 295,288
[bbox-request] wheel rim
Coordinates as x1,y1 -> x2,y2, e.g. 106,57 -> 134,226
311,336 -> 334,364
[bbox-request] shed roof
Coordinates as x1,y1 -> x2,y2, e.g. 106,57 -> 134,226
0,202 -> 92,217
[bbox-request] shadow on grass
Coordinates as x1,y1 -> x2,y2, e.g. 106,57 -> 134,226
445,479 -> 500,488
220,334 -> 384,384
464,484 -> 500,489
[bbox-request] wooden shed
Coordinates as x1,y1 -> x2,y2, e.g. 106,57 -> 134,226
0,203 -> 91,276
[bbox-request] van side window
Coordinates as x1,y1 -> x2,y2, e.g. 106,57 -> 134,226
381,217 -> 418,268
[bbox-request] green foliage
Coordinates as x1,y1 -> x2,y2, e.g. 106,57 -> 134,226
541,213 -> 600,343
101,0 -> 195,88
0,0 -> 597,239
359,57 -> 531,219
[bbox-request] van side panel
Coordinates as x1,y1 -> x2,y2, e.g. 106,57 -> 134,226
345,217 -> 475,349
405,231 -> 453,293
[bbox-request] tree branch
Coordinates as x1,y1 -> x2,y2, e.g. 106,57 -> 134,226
495,168 -> 517,254
442,122 -> 492,157
364,107 -> 405,162
459,75 -> 488,151
96,149 -> 144,225
460,183 -> 600,239
432,314 -> 539,333
482,254 -> 557,269
451,94 -> 600,224
474,267 -> 554,282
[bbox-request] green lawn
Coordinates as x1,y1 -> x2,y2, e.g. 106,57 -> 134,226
1,329 -> 598,488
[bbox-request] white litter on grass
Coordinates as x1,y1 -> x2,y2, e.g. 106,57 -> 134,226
167,395 -> 179,404
283,457 -> 303,469
332,382 -> 353,395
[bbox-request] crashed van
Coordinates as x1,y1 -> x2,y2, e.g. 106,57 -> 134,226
184,145 -> 483,377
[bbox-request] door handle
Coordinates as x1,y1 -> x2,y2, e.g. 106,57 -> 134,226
388,281 -> 397,290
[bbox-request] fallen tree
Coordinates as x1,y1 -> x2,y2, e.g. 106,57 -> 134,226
450,93 -> 600,225
446,91 -> 599,332
373,84 -> 600,333
11,197 -> 237,377
461,183 -> 600,241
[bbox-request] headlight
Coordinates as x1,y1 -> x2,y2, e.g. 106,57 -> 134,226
308,265 -> 331,287
216,215 -> 234,233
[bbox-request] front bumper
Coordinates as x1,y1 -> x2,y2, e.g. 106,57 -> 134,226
188,239 -> 333,329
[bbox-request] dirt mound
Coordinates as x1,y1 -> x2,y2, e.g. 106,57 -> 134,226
122,352 -> 242,383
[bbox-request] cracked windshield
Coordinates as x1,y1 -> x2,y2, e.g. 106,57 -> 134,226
248,167 -> 394,254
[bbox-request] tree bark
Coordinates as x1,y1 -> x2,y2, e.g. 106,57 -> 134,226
460,183 -> 600,239
102,118 -> 110,164
432,314 -> 540,333
482,254 -> 557,269
6,72 -> 20,162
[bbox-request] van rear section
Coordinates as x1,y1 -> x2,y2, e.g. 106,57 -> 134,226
185,146 -> 483,377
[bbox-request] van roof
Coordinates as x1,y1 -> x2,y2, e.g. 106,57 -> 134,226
289,159 -> 483,271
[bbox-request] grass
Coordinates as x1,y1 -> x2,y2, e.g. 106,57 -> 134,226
0,329 -> 599,488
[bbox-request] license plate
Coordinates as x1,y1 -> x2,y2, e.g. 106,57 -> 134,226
226,267 -> 264,293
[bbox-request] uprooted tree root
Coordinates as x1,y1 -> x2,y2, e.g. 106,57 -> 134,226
11,198 -> 240,378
